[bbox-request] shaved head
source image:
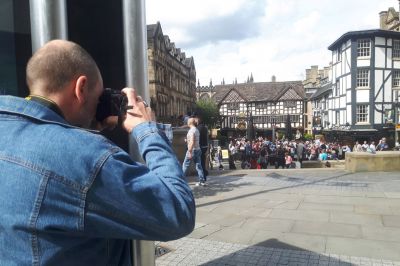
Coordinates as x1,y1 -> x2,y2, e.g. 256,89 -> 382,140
26,40 -> 100,94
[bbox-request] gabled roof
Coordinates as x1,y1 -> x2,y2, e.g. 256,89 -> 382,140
328,29 -> 400,50
212,81 -> 304,104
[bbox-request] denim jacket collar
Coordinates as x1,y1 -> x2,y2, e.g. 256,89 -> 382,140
0,96 -> 99,133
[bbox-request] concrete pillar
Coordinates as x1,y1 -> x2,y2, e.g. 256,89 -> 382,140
29,0 -> 68,52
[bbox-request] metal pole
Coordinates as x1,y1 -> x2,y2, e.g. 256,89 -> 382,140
395,90 -> 399,145
122,1 -> 155,265
29,0 -> 68,52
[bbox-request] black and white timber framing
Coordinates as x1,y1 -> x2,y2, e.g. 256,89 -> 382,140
315,29 -> 400,142
212,81 -> 305,137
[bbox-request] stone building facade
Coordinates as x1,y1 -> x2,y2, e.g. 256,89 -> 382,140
380,1 -> 400,31
147,22 -> 196,123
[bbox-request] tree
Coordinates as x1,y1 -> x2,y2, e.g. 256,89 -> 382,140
195,99 -> 220,129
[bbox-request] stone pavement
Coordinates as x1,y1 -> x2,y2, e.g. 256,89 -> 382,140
156,169 -> 400,265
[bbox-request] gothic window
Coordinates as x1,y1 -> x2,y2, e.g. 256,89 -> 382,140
357,39 -> 370,57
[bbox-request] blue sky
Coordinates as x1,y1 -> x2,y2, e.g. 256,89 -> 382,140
146,0 -> 396,86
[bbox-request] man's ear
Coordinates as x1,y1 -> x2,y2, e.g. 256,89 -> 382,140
74,75 -> 88,104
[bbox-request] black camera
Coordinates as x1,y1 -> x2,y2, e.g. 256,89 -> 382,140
96,88 -> 128,121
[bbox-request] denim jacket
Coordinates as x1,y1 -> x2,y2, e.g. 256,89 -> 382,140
0,96 -> 195,266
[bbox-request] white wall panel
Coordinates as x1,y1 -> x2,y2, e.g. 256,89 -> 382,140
375,70 -> 383,102
388,38 -> 392,46
340,96 -> 346,107
384,86 -> 392,102
375,47 -> 385,68
345,50 -> 351,74
356,89 -> 370,102
387,49 -> 393,68
347,90 -> 351,103
384,70 -> 392,102
347,105 -> 352,124
357,58 -> 371,67
394,60 -> 400,69
346,75 -> 352,89
375,110 -> 382,124
375,37 -> 386,46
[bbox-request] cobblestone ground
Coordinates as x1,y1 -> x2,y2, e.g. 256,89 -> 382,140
156,237 -> 400,266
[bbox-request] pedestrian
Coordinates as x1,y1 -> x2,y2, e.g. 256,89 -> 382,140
228,140 -> 237,170
296,140 -> 305,166
182,117 -> 206,186
196,114 -> 209,179
285,152 -> 293,169
0,40 -> 195,265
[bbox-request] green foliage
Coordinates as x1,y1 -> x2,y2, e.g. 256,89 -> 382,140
303,133 -> 313,140
195,99 -> 220,129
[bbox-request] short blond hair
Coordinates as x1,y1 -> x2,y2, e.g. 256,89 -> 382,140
187,117 -> 196,126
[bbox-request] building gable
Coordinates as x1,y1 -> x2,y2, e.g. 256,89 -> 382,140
220,88 -> 247,104
277,87 -> 303,101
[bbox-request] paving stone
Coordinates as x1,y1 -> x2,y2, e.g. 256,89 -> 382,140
269,209 -> 330,222
291,220 -> 362,238
240,218 -> 294,233
362,226 -> 400,242
330,211 -> 383,226
326,236 -> 400,261
382,215 -> 400,228
298,202 -> 354,212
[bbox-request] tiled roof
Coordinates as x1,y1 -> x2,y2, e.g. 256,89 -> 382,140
310,82 -> 332,99
212,81 -> 305,103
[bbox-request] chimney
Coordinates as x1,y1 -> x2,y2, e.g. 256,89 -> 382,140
271,75 -> 276,82
380,11 -> 388,30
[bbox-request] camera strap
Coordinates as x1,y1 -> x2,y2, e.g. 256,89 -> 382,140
26,95 -> 65,119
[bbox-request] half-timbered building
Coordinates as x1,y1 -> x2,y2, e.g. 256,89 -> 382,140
323,29 -> 400,143
212,81 -> 306,139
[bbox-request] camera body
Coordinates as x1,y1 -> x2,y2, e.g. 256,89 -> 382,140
96,88 -> 127,121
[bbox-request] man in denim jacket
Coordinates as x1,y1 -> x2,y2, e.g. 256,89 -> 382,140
0,40 -> 195,265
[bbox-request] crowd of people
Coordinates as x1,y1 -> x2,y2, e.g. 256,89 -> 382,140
211,136 -> 397,170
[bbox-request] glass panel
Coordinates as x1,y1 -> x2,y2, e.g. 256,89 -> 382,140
0,0 -> 31,96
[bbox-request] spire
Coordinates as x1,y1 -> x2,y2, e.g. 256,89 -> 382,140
247,76 -> 249,83
235,78 -> 237,84
209,78 -> 213,87
197,79 -> 200,87
222,78 -> 225,85
250,72 -> 254,83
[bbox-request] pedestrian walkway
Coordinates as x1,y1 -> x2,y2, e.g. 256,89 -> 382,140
156,169 -> 400,265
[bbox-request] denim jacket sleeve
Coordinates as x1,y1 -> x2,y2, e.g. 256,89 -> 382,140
84,122 -> 195,241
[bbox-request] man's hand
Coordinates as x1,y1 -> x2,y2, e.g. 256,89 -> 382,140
187,151 -> 193,159
121,88 -> 153,133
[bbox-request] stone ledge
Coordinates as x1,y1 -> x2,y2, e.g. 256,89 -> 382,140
345,151 -> 400,172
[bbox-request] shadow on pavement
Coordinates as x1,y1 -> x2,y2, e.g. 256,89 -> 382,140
199,238 -> 353,265
190,174 -> 252,199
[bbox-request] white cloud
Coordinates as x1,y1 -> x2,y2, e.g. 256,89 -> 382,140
146,0 -> 400,85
